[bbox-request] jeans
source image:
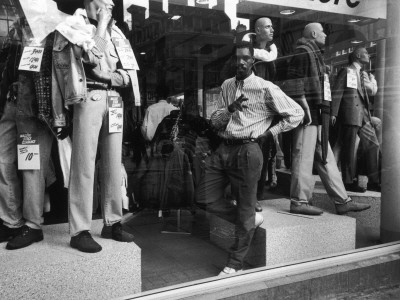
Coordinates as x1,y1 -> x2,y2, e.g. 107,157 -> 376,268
68,89 -> 123,236
0,101 -> 53,229
290,125 -> 349,205
0,101 -> 23,228
196,142 -> 263,270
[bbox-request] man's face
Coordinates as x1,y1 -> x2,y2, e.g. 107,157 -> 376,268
236,47 -> 253,80
256,18 -> 274,42
91,0 -> 114,11
357,48 -> 370,65
314,24 -> 327,47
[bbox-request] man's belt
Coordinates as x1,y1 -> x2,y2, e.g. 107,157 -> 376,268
222,138 -> 257,145
87,82 -> 110,90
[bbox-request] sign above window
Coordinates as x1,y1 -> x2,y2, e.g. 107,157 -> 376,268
240,0 -> 386,19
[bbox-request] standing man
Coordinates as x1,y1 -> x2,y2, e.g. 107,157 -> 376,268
196,42 -> 304,275
54,0 -> 137,253
0,17 -> 55,250
286,23 -> 370,215
331,46 -> 381,192
253,17 -> 279,205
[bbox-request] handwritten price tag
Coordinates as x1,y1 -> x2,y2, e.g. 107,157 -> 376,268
113,38 -> 139,70
17,134 -> 40,170
347,68 -> 358,89
108,96 -> 123,133
18,47 -> 44,72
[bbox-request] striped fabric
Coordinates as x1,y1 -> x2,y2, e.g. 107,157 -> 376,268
211,73 -> 304,139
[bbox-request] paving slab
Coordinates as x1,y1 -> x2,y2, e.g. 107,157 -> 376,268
0,220 -> 141,300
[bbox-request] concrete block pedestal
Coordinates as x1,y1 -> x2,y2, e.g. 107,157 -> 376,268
210,199 -> 356,268
0,220 -> 141,300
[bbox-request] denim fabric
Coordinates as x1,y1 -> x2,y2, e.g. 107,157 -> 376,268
196,142 -> 263,270
16,116 -> 53,228
68,90 -> 123,236
0,101 -> 23,228
290,125 -> 349,205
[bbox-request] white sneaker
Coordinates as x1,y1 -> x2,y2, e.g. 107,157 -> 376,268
255,212 -> 264,227
218,266 -> 242,276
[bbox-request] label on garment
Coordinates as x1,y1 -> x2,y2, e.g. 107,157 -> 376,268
127,70 -> 141,106
347,68 -> 358,89
18,47 -> 44,72
323,74 -> 332,101
108,96 -> 123,133
17,133 -> 40,170
112,38 -> 139,70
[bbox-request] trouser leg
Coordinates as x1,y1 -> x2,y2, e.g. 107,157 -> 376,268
340,125 -> 358,184
314,126 -> 349,205
99,109 -> 123,225
68,91 -> 104,236
16,116 -> 54,228
0,102 -> 23,228
226,143 -> 262,270
358,121 -> 381,184
290,125 -> 317,203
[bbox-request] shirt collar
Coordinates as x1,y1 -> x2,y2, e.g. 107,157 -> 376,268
235,72 -> 255,86
352,61 -> 362,71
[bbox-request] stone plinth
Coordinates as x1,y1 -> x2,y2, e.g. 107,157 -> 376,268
0,220 -> 141,300
209,199 -> 356,268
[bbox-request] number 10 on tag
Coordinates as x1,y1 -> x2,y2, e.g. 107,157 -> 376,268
17,134 -> 40,170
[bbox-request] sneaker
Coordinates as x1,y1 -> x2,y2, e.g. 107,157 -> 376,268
70,231 -> 102,253
218,266 -> 242,276
255,212 -> 264,227
102,222 -> 134,243
335,201 -> 371,215
290,202 -> 323,215
6,225 -> 43,250
0,223 -> 23,243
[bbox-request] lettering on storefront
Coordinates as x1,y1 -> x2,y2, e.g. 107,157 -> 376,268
314,0 -> 360,9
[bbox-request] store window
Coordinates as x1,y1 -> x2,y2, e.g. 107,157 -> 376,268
1,0 -> 399,299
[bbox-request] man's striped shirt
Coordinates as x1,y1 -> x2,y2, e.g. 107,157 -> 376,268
211,72 -> 304,139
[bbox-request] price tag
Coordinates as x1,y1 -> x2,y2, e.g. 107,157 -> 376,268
347,68 -> 358,89
113,38 -> 139,70
128,70 -> 141,106
17,134 -> 40,170
323,74 -> 332,101
18,47 -> 44,72
108,96 -> 123,133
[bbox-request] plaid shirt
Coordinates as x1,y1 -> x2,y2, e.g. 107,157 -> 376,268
211,72 -> 304,139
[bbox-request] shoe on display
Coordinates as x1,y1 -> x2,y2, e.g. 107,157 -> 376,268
6,225 -> 43,250
0,223 -> 23,243
218,266 -> 242,276
344,183 -> 366,193
335,201 -> 371,215
70,230 -> 102,253
109,222 -> 134,243
290,202 -> 323,215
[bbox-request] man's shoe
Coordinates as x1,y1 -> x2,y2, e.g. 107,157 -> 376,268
0,223 -> 23,243
70,231 -> 102,253
6,225 -> 43,250
255,201 -> 263,212
367,183 -> 381,192
290,202 -> 323,215
344,183 -> 366,193
218,266 -> 242,276
336,201 -> 371,215
109,222 -> 134,243
255,212 -> 264,227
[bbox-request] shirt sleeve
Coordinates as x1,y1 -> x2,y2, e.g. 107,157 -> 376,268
110,69 -> 131,87
364,72 -> 378,96
253,43 -> 278,62
265,83 -> 304,136
210,86 -> 233,130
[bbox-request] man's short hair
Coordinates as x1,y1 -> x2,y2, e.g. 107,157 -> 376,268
236,42 -> 254,57
348,45 -> 366,64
